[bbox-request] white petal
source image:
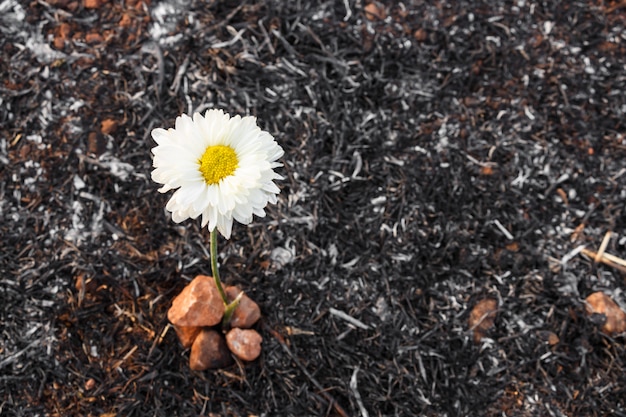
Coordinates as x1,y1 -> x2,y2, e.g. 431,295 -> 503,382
150,109 -> 284,238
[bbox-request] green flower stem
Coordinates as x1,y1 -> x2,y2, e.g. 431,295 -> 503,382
209,230 -> 243,328
222,292 -> 243,328
209,229 -> 228,305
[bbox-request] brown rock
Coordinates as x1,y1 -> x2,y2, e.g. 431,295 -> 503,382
83,0 -> 101,9
168,275 -> 225,327
119,13 -> 133,28
189,329 -> 233,371
548,332 -> 560,345
537,330 -> 560,346
84,378 -> 96,391
226,328 -> 262,361
413,28 -> 427,42
469,298 -> 498,343
53,23 -> 71,50
100,118 -> 118,135
59,22 -> 72,38
172,325 -> 200,348
87,130 -> 105,156
225,286 -> 261,329
53,37 -> 65,50
85,32 -> 102,44
585,292 -> 626,334
364,2 -> 386,21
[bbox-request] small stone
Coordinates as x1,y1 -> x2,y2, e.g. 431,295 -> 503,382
585,292 -> 626,335
54,23 -> 71,49
226,328 -> 262,361
100,118 -> 118,135
119,13 -> 133,28
364,2 -> 386,21
59,22 -> 72,38
172,325 -> 201,348
84,378 -> 96,391
83,0 -> 101,8
469,298 -> 498,343
548,332 -> 560,346
168,275 -> 225,327
85,32 -> 102,44
537,330 -> 560,346
87,130 -> 105,156
53,37 -> 65,50
190,329 -> 233,371
413,28 -> 427,42
226,286 -> 261,329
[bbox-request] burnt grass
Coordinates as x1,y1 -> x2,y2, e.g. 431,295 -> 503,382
1,0 -> 626,416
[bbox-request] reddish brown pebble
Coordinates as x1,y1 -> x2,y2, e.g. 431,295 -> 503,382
54,23 -> 71,49
548,332 -> 560,346
469,298 -> 498,343
100,118 -> 118,135
189,329 -> 233,371
364,2 -> 386,21
167,275 -> 225,327
413,28 -> 427,42
585,292 -> 626,335
59,22 -> 71,38
537,330 -> 560,346
53,37 -> 65,50
226,328 -> 262,361
85,32 -> 102,44
84,378 -> 96,390
172,325 -> 201,348
225,286 -> 261,329
119,13 -> 133,28
83,0 -> 101,8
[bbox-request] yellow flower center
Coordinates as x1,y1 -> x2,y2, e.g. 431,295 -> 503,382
198,145 -> 239,185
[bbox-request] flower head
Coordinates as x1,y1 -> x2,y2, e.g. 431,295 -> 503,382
151,109 -> 284,238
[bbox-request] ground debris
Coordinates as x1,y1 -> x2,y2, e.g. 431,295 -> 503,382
1,0 -> 626,415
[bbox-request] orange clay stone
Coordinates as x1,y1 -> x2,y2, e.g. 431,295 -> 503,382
172,325 -> 200,349
83,0 -> 101,9
167,275 -> 225,327
189,329 -> 232,371
226,286 -> 261,329
225,328 -> 262,361
468,298 -> 498,343
100,118 -> 118,135
585,292 -> 626,335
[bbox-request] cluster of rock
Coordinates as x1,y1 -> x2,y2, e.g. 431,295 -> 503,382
167,275 -> 262,370
585,291 -> 626,334
469,291 -> 626,344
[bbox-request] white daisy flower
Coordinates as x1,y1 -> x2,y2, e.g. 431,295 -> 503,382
151,109 -> 284,239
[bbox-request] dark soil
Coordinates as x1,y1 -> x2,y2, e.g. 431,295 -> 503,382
1,0 -> 626,416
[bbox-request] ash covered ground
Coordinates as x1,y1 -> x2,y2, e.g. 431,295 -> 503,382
1,0 -> 626,416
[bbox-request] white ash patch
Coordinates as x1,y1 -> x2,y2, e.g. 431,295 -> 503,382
270,240 -> 296,270
98,154 -> 136,182
0,137 -> 8,165
149,0 -> 192,46
0,3 -> 67,65
63,186 -> 110,246
373,296 -> 390,322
